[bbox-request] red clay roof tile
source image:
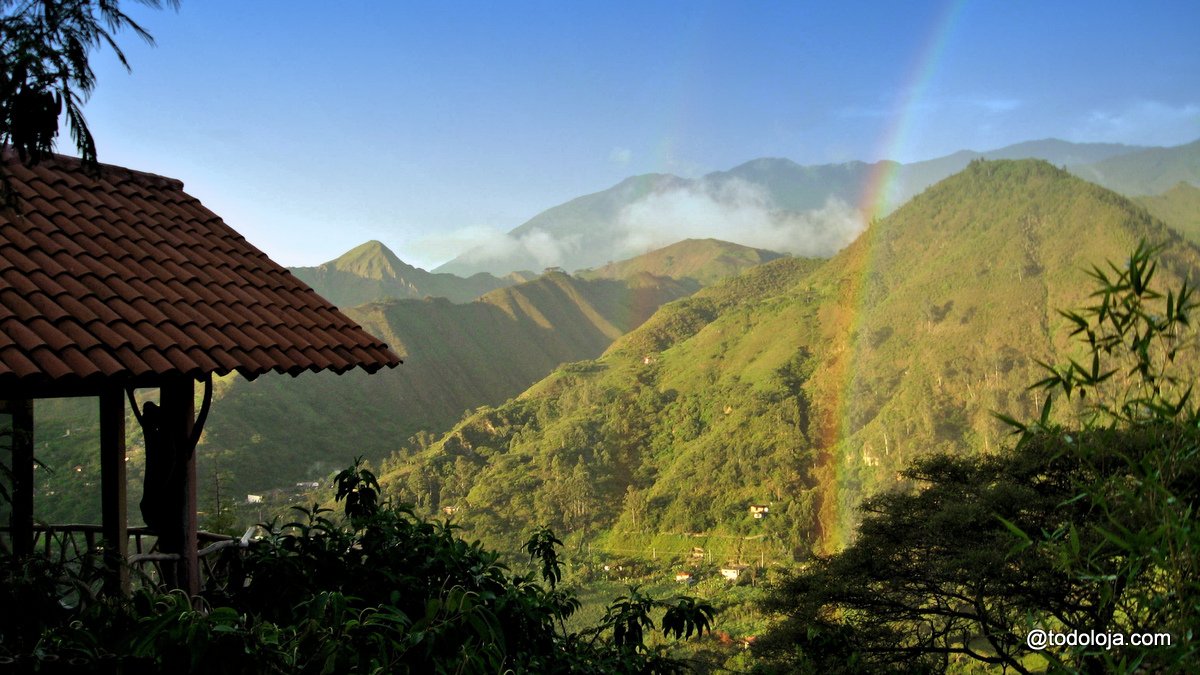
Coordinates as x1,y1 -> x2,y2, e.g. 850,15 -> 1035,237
0,154 -> 399,391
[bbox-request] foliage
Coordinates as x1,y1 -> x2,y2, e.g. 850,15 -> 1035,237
1027,240 -> 1197,427
0,462 -> 715,673
1014,241 -> 1200,670
0,0 -> 176,200
756,244 -> 1200,673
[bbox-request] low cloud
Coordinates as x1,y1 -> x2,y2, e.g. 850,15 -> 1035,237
617,178 -> 866,259
409,225 -> 515,264
414,225 -> 581,270
421,178 -> 867,273
609,147 -> 633,165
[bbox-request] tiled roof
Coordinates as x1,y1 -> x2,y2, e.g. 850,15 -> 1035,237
0,153 -> 401,393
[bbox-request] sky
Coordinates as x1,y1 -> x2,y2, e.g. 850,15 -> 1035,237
77,0 -> 1200,269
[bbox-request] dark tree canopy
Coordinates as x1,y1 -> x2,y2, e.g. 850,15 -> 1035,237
0,0 -> 176,197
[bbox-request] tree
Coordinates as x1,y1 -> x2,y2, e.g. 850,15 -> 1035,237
757,243 -> 1199,673
5,459 -> 717,672
1,0 -> 177,200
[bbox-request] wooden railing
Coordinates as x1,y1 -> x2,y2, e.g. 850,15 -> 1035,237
0,524 -> 260,597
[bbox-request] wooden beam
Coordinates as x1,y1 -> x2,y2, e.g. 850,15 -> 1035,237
99,388 -> 129,595
161,376 -> 199,597
6,398 -> 34,558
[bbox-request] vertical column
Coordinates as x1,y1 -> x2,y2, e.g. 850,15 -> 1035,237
99,388 -> 129,594
161,376 -> 199,596
5,399 -> 34,558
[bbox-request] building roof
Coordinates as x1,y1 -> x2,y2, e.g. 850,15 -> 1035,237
0,154 -> 401,394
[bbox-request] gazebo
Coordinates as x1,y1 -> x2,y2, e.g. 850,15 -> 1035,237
0,153 -> 401,595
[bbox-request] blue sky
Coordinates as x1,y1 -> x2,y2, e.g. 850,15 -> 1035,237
80,1 -> 1199,269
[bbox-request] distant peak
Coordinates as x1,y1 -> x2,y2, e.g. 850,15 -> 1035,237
331,240 -> 414,280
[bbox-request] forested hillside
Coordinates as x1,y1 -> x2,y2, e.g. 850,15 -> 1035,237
380,160 -> 1200,561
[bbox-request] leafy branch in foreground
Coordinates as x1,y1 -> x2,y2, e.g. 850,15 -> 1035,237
1023,239 -> 1197,429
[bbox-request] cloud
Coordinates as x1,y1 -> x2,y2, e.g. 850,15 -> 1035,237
1072,100 -> 1199,146
971,97 -> 1021,113
609,147 -> 633,165
420,178 -> 867,273
616,178 -> 866,259
409,225 -> 517,264
839,95 -> 1020,120
413,225 -> 581,270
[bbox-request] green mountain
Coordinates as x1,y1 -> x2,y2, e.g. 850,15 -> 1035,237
576,238 -> 784,285
290,240 -> 522,306
380,160 -> 1200,561
1136,182 -> 1200,245
1071,139 -> 1200,196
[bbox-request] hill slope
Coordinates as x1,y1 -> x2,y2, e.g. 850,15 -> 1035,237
196,270 -> 697,497
381,160 -> 1200,561
1136,182 -> 1200,245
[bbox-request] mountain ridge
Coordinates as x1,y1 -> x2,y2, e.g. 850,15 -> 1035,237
290,240 -> 521,306
434,138 -> 1195,277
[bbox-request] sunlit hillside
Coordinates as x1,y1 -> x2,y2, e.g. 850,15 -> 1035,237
379,160 -> 1200,559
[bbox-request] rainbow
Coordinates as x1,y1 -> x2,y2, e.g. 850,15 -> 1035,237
815,0 -> 967,550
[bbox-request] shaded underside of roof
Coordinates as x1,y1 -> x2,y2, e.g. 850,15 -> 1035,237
0,154 -> 401,394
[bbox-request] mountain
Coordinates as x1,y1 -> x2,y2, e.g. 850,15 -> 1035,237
434,174 -> 688,276
894,139 -> 1146,206
978,138 -> 1142,164
704,157 -> 880,212
32,238 -> 790,523
576,238 -> 785,285
1070,139 -> 1200,196
290,240 -> 521,306
433,139 -> 1163,278
1136,182 -> 1200,245
380,159 -> 1200,560
194,268 -> 698,498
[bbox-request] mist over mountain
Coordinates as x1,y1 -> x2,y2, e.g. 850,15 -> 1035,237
432,138 -> 1194,277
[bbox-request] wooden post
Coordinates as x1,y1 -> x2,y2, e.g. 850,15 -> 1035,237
99,388 -> 129,594
161,376 -> 199,596
4,399 -> 34,559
